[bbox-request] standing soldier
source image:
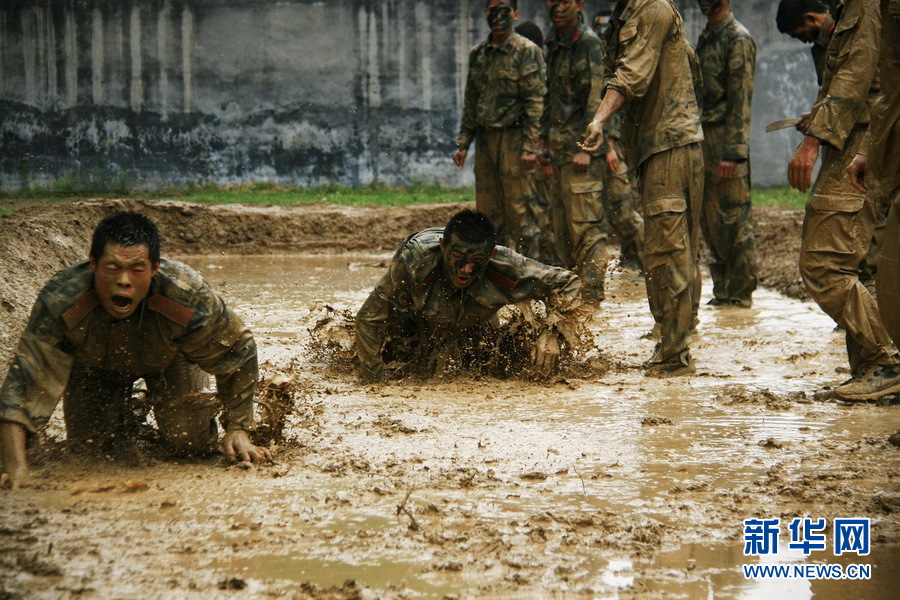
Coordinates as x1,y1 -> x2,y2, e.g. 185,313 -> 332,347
847,0 -> 900,397
541,0 -> 610,305
593,8 -> 645,274
581,0 -> 705,376
785,0 -> 900,401
696,0 -> 758,308
454,0 -> 545,259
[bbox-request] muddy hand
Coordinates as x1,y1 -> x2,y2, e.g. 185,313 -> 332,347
847,153 -> 868,193
530,330 -> 561,378
0,465 -> 29,490
223,429 -> 270,463
578,120 -> 604,153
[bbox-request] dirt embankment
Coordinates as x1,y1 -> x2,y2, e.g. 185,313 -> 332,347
0,199 -> 803,369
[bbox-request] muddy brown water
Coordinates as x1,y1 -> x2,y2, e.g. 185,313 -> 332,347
2,253 -> 899,599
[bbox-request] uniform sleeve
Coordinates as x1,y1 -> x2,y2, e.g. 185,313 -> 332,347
177,288 -> 258,431
456,49 -> 480,150
722,34 -> 756,161
807,1 -> 881,150
604,2 -> 671,102
0,299 -> 74,434
504,253 -> 583,309
520,45 -> 547,154
355,258 -> 412,372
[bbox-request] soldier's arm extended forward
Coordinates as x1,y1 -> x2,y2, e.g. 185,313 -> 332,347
177,287 -> 258,434
176,287 -> 267,462
355,259 -> 412,377
0,296 -> 75,487
583,2 -> 672,152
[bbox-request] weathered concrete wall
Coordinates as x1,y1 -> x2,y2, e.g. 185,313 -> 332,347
0,0 -> 819,190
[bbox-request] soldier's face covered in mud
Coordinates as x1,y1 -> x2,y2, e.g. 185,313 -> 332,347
547,0 -> 584,30
697,0 -> 724,16
486,1 -> 517,36
441,234 -> 497,289
90,243 -> 159,320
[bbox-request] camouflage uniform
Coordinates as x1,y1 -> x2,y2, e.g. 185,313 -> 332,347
601,112 -> 644,272
808,12 -> 887,299
696,12 -> 758,307
0,260 -> 258,449
799,0 -> 899,373
863,0 -> 900,346
603,0 -> 705,367
457,33 -> 546,258
355,228 -> 582,373
542,21 -> 610,302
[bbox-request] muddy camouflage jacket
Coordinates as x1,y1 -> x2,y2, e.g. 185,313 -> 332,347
602,0 -> 704,166
696,13 -> 756,162
0,259 -> 258,434
542,22 -> 606,164
355,228 -> 582,371
456,33 -> 546,155
807,0 -> 881,151
860,0 -> 900,195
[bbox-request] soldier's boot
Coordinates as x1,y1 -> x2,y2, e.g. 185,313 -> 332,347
833,364 -> 900,402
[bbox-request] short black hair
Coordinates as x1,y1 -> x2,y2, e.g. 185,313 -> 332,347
594,9 -> 613,20
444,209 -> 497,248
90,211 -> 162,264
776,0 -> 828,34
486,0 -> 518,9
515,21 -> 544,48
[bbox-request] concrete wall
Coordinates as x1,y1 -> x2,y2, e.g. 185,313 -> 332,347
0,0 -> 820,190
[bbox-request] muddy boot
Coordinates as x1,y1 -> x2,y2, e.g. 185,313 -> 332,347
833,364 -> 900,402
643,348 -> 696,377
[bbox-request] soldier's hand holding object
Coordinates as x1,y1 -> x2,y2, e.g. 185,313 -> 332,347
530,330 -> 561,378
578,119 -> 605,153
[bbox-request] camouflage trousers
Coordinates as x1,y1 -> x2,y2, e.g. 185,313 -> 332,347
639,143 -> 704,363
531,167 -> 563,266
601,151 -> 644,271
700,124 -> 758,305
799,129 -> 900,373
546,157 -> 609,302
63,353 -> 219,453
474,127 -> 541,258
877,188 -> 900,347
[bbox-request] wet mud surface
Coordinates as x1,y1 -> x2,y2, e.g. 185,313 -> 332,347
0,200 -> 898,599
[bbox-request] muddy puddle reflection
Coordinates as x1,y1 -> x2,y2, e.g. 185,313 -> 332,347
173,253 -> 900,599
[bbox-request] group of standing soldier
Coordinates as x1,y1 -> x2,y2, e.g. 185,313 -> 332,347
450,0 -> 900,398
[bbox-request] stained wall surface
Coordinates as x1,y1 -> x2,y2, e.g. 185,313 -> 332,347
0,0 -> 819,190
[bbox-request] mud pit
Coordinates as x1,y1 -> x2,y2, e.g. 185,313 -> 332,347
0,200 -> 899,599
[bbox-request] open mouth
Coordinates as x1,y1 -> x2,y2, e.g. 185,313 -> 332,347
111,295 -> 133,310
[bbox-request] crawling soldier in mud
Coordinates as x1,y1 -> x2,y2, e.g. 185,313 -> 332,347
355,209 -> 584,380
0,212 -> 269,489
